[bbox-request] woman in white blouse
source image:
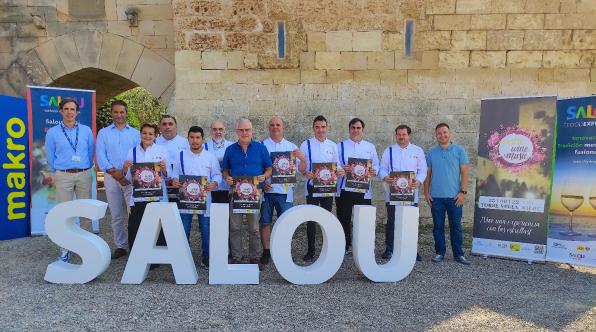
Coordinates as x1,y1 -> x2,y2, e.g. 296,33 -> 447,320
122,123 -> 169,250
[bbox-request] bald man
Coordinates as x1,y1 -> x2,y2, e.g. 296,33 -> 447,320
259,116 -> 306,266
205,120 -> 234,203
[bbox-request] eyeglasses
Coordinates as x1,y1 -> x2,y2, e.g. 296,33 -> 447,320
236,128 -> 252,132
212,128 -> 224,131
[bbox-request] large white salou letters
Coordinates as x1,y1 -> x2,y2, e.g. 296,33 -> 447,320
44,199 -> 111,284
121,203 -> 198,284
270,205 -> 345,284
353,205 -> 419,282
209,203 -> 259,284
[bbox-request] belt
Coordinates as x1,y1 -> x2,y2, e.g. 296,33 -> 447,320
59,168 -> 90,173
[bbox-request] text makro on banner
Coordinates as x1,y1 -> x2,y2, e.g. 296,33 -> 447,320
0,95 -> 30,240
472,96 -> 556,262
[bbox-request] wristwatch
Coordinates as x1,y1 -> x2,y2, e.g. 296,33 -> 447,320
459,190 -> 467,195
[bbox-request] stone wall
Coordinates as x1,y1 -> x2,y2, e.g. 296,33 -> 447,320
173,0 -> 596,220
0,0 -> 175,105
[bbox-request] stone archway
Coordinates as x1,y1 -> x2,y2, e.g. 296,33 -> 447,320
4,31 -> 175,107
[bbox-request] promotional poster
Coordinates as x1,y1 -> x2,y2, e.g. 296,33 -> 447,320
271,151 -> 296,184
546,96 -> 596,267
132,162 -> 163,202
312,162 -> 337,197
472,96 -> 556,261
232,176 -> 260,213
389,171 -> 415,205
27,86 -> 97,235
0,95 -> 30,240
345,157 -> 371,193
177,175 -> 207,214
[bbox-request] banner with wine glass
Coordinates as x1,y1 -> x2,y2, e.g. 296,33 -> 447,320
546,96 -> 596,267
472,96 -> 557,262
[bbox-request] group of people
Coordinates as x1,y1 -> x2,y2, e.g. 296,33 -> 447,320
45,97 -> 471,270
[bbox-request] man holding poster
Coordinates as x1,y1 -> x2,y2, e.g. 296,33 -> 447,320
172,126 -> 221,269
45,98 -> 95,262
299,115 -> 345,261
260,116 -> 306,266
222,118 -> 272,268
424,123 -> 470,265
336,118 -> 379,255
379,124 -> 426,261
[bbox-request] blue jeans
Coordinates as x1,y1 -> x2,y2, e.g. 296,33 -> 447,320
260,193 -> 293,224
430,197 -> 464,257
385,203 -> 417,252
180,214 -> 210,257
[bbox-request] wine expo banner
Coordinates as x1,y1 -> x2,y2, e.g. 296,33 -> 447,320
472,96 -> 556,262
546,96 -> 596,267
27,86 -> 97,235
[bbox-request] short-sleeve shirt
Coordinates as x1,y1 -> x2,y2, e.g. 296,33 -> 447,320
222,141 -> 272,176
426,143 -> 469,198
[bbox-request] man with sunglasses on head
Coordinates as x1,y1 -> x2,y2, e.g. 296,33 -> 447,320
45,97 -> 95,262
204,120 -> 234,203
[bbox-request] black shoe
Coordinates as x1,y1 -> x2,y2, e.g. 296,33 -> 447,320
416,254 -> 422,262
455,256 -> 471,265
431,254 -> 444,263
303,252 -> 315,262
381,250 -> 392,260
149,264 -> 160,270
111,248 -> 127,259
260,254 -> 270,265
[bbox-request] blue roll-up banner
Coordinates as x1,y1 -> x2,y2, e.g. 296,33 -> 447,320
26,86 -> 97,236
547,96 -> 596,267
0,94 -> 30,240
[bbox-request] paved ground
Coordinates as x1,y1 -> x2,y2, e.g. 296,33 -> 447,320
1,205 -> 594,331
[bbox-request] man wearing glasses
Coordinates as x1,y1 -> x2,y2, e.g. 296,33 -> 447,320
205,120 -> 233,203
222,118 -> 272,269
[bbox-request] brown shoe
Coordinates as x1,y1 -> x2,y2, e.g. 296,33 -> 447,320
111,248 -> 127,259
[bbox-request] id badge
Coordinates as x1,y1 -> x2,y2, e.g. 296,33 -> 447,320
72,155 -> 81,162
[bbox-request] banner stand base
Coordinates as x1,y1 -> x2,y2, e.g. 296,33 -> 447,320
471,252 -> 546,264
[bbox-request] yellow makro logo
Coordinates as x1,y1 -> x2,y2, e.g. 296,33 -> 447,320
509,243 -> 521,252
576,246 -> 591,251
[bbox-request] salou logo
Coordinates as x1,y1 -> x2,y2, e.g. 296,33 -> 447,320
566,104 -> 596,120
487,127 -> 546,172
40,95 -> 86,108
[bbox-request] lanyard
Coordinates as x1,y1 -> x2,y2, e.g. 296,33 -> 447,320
61,122 -> 79,153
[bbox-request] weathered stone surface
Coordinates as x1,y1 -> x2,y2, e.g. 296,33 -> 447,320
202,51 -> 227,69
73,30 -> 102,69
307,31 -> 325,51
420,31 -> 451,50
175,50 -> 201,69
35,39 -> 66,79
353,31 -> 382,51
486,30 -> 524,50
507,14 -> 544,29
542,51 -> 582,68
433,15 -> 470,30
439,51 -> 469,68
426,0 -> 456,14
315,51 -> 340,69
131,47 -> 175,96
470,51 -> 506,68
326,31 -> 352,51
456,0 -> 491,14
367,51 -> 394,69
507,51 -> 543,68
98,33 -> 124,73
470,14 -> 506,30
54,33 -> 82,73
340,52 -> 367,70
300,70 -> 326,83
227,50 -> 244,69
451,31 -> 486,50
115,38 -> 144,79
524,30 -> 573,50
572,30 -> 596,49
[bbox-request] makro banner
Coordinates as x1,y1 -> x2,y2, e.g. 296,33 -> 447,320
546,96 -> 596,267
0,95 -> 30,240
472,96 -> 556,262
27,86 -> 97,235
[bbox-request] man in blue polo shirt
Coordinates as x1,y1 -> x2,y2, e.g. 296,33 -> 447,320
45,97 -> 95,262
222,118 -> 272,269
424,123 -> 470,265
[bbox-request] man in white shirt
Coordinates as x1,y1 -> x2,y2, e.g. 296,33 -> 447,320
260,116 -> 306,266
204,119 -> 234,203
336,118 -> 380,254
171,126 -> 222,269
156,115 -> 189,200
379,124 -> 427,261
299,115 -> 345,261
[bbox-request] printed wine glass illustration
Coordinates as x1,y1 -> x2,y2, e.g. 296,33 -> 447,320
559,179 -> 583,237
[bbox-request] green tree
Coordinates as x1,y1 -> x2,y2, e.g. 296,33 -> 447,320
97,87 -> 166,130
